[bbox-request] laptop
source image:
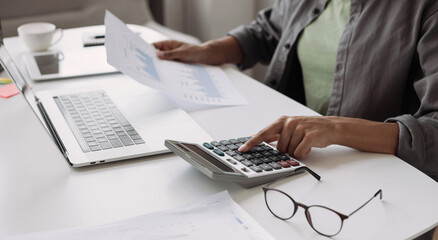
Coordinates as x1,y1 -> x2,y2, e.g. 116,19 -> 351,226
0,34 -> 212,167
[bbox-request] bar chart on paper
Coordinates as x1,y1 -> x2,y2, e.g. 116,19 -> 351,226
105,10 -> 247,108
135,48 -> 161,82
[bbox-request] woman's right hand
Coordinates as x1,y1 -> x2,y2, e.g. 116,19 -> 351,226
152,36 -> 243,66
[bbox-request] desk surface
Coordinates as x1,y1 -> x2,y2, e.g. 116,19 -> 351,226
1,25 -> 437,240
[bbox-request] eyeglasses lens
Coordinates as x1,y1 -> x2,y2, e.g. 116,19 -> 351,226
265,189 -> 296,219
306,206 -> 343,236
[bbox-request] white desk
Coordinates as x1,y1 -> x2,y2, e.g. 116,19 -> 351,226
1,25 -> 437,240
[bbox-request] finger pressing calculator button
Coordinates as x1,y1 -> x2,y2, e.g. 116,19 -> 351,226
203,142 -> 214,150
213,149 -> 225,156
250,165 -> 262,173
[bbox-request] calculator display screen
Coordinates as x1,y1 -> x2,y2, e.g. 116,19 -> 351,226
180,143 -> 235,173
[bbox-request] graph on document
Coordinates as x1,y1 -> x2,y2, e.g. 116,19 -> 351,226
175,64 -> 226,104
105,10 -> 247,107
135,48 -> 161,82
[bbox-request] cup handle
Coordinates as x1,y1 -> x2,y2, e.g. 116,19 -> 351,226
51,29 -> 63,46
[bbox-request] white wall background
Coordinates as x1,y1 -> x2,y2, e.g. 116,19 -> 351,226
163,0 -> 274,41
161,0 -> 275,81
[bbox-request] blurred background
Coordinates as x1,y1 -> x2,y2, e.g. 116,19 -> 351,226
0,0 -> 275,80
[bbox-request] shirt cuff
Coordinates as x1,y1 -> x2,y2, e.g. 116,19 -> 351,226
385,114 -> 425,170
228,26 -> 258,70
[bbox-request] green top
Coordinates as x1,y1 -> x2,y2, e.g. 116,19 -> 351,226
297,0 -> 351,115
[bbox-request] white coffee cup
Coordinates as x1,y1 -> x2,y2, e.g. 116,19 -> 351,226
17,22 -> 63,52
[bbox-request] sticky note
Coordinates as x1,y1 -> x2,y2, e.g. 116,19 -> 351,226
0,83 -> 20,98
0,78 -> 12,84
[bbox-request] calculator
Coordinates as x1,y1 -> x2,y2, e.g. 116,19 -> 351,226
165,137 -> 320,188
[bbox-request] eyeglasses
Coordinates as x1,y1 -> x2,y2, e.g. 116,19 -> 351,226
262,174 -> 383,237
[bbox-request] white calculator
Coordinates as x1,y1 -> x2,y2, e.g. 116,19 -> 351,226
165,137 -> 320,188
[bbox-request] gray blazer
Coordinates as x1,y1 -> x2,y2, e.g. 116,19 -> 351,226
229,0 -> 438,180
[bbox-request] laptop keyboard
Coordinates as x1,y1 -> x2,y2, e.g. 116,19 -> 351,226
54,90 -> 145,153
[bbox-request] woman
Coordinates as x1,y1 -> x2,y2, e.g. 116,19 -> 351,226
153,0 -> 438,184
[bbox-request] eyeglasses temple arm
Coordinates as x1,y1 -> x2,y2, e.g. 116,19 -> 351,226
264,166 -> 321,187
348,189 -> 383,217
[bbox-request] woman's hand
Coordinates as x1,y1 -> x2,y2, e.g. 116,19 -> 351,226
152,36 -> 243,65
238,116 -> 399,159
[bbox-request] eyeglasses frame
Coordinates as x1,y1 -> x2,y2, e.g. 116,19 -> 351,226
262,172 -> 383,237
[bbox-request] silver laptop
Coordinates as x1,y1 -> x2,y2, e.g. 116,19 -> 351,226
0,41 -> 212,167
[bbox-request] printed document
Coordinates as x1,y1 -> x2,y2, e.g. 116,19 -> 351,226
104,11 -> 247,110
6,191 -> 275,240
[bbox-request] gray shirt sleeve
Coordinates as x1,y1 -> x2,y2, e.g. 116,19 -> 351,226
386,12 -> 438,179
228,3 -> 283,70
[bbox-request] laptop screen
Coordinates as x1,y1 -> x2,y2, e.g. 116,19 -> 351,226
0,42 -> 48,130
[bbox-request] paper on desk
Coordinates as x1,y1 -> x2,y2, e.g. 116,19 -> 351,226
6,191 -> 275,240
0,83 -> 19,98
104,11 -> 247,111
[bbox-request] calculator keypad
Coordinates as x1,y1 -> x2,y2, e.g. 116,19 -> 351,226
203,137 -> 300,173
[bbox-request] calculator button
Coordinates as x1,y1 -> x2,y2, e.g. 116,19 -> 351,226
226,144 -> 239,150
259,163 -> 273,171
226,159 -> 237,164
263,151 -> 273,157
253,153 -> 263,158
278,161 -> 291,168
218,145 -> 229,152
225,150 -> 237,156
271,150 -> 280,155
237,137 -> 251,143
241,160 -> 253,167
252,146 -> 265,152
251,159 -> 263,165
210,141 -> 221,147
233,155 -> 245,161
219,140 -> 231,145
213,149 -> 225,156
269,156 -> 281,162
279,155 -> 290,161
242,154 -> 254,160
250,165 -> 263,173
262,145 -> 273,150
229,139 -> 239,144
261,157 -> 272,163
269,162 -> 282,170
203,142 -> 214,150
287,160 -> 300,166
